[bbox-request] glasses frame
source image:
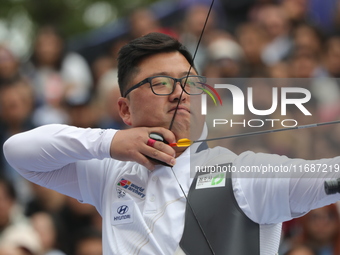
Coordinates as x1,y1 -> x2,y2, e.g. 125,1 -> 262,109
123,75 -> 207,97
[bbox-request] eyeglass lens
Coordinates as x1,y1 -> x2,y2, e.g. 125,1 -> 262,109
150,76 -> 204,95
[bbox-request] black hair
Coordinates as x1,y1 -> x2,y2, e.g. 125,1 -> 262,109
0,73 -> 22,88
117,32 -> 196,96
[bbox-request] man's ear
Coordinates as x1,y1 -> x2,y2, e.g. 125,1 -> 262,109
118,97 -> 132,126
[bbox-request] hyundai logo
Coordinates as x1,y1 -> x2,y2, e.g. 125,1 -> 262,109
117,205 -> 129,215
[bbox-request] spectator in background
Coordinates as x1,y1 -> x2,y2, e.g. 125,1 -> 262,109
236,22 -> 268,76
24,184 -> 100,254
255,4 -> 293,65
0,78 -> 34,148
128,8 -> 162,40
292,23 -> 324,59
25,186 -> 101,254
291,204 -> 340,255
59,197 -> 102,253
30,212 -> 66,255
66,96 -> 102,129
0,178 -> 41,255
179,3 -> 219,73
91,39 -> 129,130
285,245 -> 316,255
25,184 -> 66,217
204,33 -> 244,77
128,8 -> 177,40
22,25 -> 92,127
0,46 -> 20,86
219,0 -> 256,34
95,68 -> 128,130
0,78 -> 34,203
288,50 -> 319,78
322,37 -> 340,78
281,0 -> 309,28
267,61 -> 290,78
73,228 -> 102,255
91,55 -> 115,93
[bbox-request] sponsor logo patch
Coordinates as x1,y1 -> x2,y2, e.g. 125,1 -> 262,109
117,178 -> 146,199
195,172 -> 226,189
111,200 -> 134,225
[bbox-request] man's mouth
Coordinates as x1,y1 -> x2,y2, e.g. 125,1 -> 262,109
168,106 -> 190,113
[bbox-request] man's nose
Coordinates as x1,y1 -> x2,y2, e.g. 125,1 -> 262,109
169,82 -> 187,102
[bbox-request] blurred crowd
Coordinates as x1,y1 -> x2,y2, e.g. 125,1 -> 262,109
1,0 -> 340,254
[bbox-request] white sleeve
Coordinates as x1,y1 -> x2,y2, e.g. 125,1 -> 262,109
3,124 -> 117,201
233,151 -> 340,224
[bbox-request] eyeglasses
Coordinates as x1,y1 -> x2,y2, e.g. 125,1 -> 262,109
123,75 -> 207,97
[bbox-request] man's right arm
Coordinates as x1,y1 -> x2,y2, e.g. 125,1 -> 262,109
3,124 -> 177,200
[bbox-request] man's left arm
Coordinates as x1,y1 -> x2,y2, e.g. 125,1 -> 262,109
233,151 -> 340,224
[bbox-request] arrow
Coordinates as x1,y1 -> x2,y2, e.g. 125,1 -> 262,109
169,138 -> 192,147
169,120 -> 340,147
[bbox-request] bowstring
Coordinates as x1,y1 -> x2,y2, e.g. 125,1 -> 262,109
168,1 -> 216,254
168,0 -> 215,131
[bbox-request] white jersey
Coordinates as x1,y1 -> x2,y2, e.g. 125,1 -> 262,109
3,124 -> 340,255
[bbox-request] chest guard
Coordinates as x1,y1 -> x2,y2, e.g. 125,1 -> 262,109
179,163 -> 260,255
